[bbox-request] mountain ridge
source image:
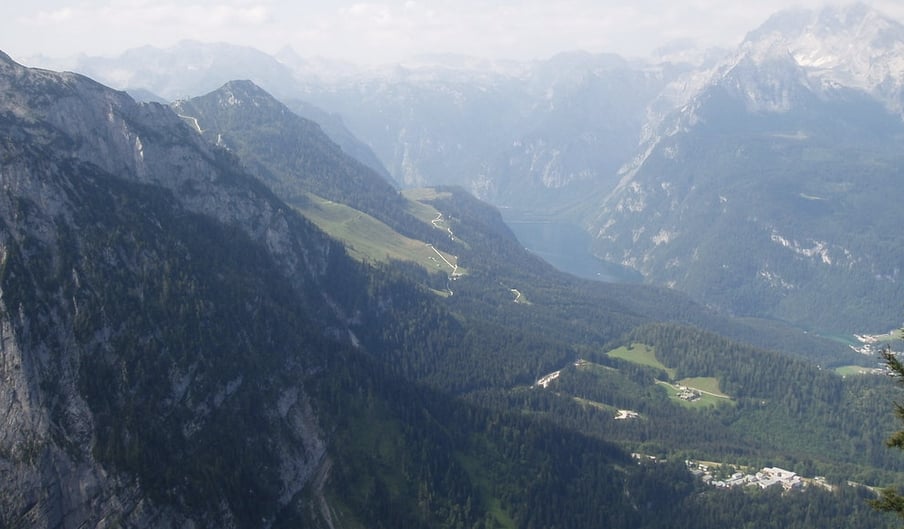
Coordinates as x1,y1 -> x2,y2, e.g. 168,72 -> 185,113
170,79 -> 449,252
13,5 -> 904,333
0,50 -> 357,526
589,3 -> 904,332
740,2 -> 904,112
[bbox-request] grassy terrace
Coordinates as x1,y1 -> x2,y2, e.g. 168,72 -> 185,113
678,377 -> 729,398
834,365 -> 883,376
606,343 -> 676,378
607,344 -> 733,407
657,378 -> 734,409
296,194 -> 463,277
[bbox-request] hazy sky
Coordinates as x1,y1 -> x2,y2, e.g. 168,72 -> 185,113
4,1 -> 904,65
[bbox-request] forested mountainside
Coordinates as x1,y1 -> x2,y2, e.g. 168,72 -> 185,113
170,80 -> 437,247
0,51 -> 900,529
172,79 -> 859,366
167,78 -> 904,490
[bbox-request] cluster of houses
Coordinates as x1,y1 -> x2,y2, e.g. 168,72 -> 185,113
851,333 -> 882,355
676,386 -> 701,402
687,462 -> 826,491
843,333 -> 901,375
851,333 -> 902,360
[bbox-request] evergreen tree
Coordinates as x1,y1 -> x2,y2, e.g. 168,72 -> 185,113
871,344 -> 904,521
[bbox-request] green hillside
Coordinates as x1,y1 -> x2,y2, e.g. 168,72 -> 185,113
298,193 -> 463,279
149,77 -> 904,527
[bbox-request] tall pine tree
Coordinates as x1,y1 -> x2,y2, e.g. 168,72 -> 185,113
872,344 -> 904,520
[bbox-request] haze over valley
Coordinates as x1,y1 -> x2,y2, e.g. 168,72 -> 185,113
29,2 -> 904,334
2,2 -> 904,528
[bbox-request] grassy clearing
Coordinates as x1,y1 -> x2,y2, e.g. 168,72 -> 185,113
657,381 -> 733,409
402,188 -> 471,250
604,348 -> 732,408
606,343 -> 676,378
834,365 -> 882,376
403,194 -> 444,223
297,195 -> 463,277
403,187 -> 454,203
871,329 -> 904,342
678,377 -> 729,398
821,333 -> 859,347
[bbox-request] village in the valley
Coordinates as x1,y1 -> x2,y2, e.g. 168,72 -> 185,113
685,461 -> 833,492
537,334 -> 899,497
851,332 -> 902,358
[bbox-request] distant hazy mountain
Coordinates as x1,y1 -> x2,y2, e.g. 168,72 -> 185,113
72,40 -> 299,100
55,42 -> 688,215
588,3 -> 904,333
169,78 -> 858,363
745,3 -> 904,113
124,87 -> 168,103
298,51 -> 675,214
283,97 -> 396,182
21,5 -> 904,333
61,40 -> 393,179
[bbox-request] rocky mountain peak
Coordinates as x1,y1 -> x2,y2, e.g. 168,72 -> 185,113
592,4 -> 904,333
652,3 -> 904,122
737,3 -> 904,108
213,79 -> 283,110
740,3 -> 904,67
748,2 -> 896,42
718,46 -> 814,113
71,40 -> 302,101
220,78 -> 270,97
0,49 -> 15,67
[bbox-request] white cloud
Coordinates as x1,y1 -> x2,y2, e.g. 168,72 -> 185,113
9,1 -> 276,58
30,7 -> 75,24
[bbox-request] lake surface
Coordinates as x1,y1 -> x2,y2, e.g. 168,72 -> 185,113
503,217 -> 642,283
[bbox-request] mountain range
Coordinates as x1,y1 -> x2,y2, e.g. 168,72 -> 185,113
2,47 -> 899,528
5,3 -> 904,528
32,3 -> 904,333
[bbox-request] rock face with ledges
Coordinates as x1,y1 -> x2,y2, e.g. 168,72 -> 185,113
0,50 -> 349,528
588,4 -> 904,332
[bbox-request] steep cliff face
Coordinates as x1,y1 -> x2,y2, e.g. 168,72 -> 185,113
0,51 -> 348,528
